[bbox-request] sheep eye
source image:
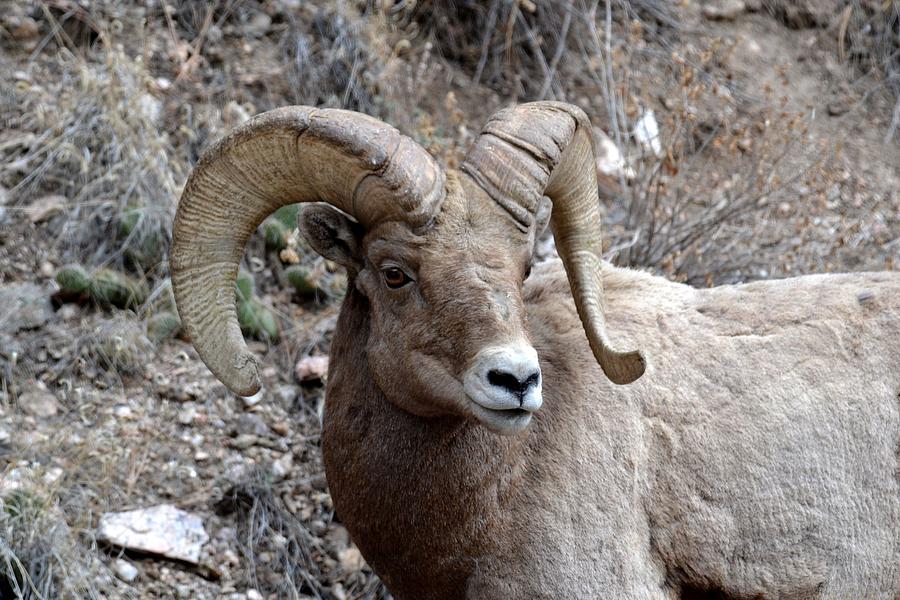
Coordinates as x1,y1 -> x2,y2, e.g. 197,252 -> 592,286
381,267 -> 411,289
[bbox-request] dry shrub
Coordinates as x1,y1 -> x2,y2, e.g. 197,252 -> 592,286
280,2 -> 389,115
603,36 -> 831,284
839,0 -> 900,139
0,45 -> 180,277
390,0 -> 676,99
0,471 -> 132,600
217,469 -> 389,600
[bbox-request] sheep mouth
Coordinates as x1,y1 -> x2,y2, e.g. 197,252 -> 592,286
467,400 -> 534,435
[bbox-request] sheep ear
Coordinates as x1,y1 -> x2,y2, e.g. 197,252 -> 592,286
297,204 -> 364,271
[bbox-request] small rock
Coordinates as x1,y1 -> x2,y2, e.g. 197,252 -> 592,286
0,283 -> 53,333
10,16 -> 39,40
394,38 -> 411,56
827,99 -> 852,116
246,590 -> 263,600
177,405 -> 196,425
702,0 -> 745,21
236,413 -> 269,437
271,420 -> 291,436
0,429 -> 10,444
244,11 -> 271,38
97,505 -> 209,564
25,194 -> 67,223
331,583 -> 347,600
114,405 -> 133,419
232,433 -> 258,449
295,355 -> 329,382
18,389 -> 60,417
42,467 -> 63,486
273,384 -> 297,407
113,558 -> 139,583
39,261 -> 54,278
58,304 -> 80,321
339,546 -> 366,573
272,452 -> 293,480
633,110 -> 662,157
594,127 -> 634,181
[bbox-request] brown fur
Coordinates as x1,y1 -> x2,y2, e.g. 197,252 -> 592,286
311,172 -> 900,599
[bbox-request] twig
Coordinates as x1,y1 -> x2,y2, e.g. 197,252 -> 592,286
474,0 -> 501,85
538,0 -> 573,100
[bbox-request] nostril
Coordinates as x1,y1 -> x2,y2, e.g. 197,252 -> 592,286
487,369 -> 540,397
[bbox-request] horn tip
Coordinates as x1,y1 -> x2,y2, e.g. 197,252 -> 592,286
603,349 -> 646,385
219,350 -> 262,397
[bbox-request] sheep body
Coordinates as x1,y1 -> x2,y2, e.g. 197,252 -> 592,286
323,260 -> 900,599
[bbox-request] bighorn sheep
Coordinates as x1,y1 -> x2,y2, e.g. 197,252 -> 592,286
171,102 -> 900,599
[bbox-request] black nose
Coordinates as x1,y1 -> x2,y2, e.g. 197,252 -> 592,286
487,369 -> 540,400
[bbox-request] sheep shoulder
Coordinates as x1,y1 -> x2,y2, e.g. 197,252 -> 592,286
524,261 -> 900,597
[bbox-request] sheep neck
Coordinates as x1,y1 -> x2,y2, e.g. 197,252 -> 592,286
321,287 -> 528,597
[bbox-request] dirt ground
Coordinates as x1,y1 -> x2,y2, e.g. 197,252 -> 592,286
0,1 -> 897,599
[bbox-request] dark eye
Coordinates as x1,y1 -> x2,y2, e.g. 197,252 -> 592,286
382,267 -> 411,289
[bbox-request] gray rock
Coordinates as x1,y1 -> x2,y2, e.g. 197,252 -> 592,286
0,283 -> 53,333
245,11 -> 272,38
236,413 -> 269,437
97,505 -> 209,564
19,389 -> 60,417
702,0 -> 745,20
113,558 -> 139,582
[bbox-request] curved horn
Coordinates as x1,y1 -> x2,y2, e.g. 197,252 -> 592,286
461,102 -> 645,384
171,106 -> 445,396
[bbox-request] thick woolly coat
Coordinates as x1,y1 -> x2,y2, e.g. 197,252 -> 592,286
323,261 -> 900,599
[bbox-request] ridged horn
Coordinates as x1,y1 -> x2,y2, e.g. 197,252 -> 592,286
461,101 -> 645,384
171,106 -> 445,396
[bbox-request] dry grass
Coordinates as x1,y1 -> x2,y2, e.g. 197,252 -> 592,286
0,44 -> 180,278
0,470 -> 134,600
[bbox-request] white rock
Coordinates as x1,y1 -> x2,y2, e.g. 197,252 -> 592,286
593,127 -> 635,181
137,93 -> 162,126
339,546 -> 366,572
113,405 -> 132,419
634,110 -> 663,157
113,558 -> 139,582
272,452 -> 293,480
702,0 -> 746,21
98,505 -> 209,564
246,590 -> 263,600
42,466 -> 63,486
0,428 -> 10,444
